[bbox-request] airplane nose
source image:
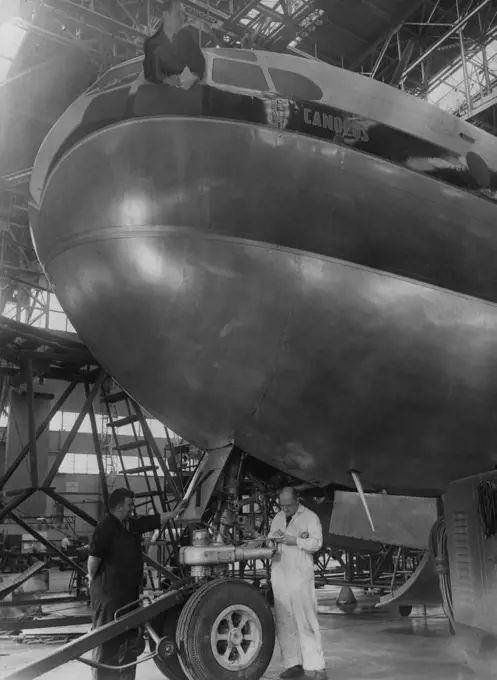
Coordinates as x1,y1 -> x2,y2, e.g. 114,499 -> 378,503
31,118 -> 300,449
33,114 -> 497,492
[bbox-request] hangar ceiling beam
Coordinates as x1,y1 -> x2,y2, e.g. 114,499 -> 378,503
31,0 -> 324,55
349,0 -> 428,72
401,0 -> 493,81
43,0 -> 148,41
352,0 -> 495,103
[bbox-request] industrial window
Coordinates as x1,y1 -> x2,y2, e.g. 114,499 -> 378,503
50,411 -> 99,434
57,453 -> 166,477
58,453 -> 100,475
268,68 -> 323,102
49,410 -> 176,441
2,294 -> 75,333
120,456 -> 157,475
47,294 -> 76,332
212,58 -> 269,92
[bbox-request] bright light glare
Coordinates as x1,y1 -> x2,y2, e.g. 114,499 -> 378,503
0,21 -> 26,60
118,196 -> 150,226
131,241 -> 166,283
0,56 -> 11,80
0,0 -> 21,23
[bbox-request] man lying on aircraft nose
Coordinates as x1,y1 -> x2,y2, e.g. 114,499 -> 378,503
142,0 -> 205,90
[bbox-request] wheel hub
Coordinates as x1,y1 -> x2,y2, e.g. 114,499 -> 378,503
210,604 -> 263,671
229,629 -> 242,645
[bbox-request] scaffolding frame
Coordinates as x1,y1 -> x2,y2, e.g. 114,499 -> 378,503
0,320 -> 183,582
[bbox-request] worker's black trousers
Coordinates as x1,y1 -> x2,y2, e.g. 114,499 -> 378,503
90,584 -> 141,680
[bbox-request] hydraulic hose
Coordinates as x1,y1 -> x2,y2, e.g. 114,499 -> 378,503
429,517 -> 456,632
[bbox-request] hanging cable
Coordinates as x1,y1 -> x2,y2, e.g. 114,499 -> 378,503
429,517 -> 456,633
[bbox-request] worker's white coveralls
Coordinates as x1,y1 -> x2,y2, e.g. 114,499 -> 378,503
269,504 -> 325,672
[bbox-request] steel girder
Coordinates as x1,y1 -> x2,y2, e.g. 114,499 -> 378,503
352,0 -> 497,95
16,0 -> 323,63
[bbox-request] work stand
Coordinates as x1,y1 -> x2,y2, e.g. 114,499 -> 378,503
0,316 -> 198,583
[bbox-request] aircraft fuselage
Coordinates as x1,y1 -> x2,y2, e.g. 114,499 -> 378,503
29,48 -> 497,496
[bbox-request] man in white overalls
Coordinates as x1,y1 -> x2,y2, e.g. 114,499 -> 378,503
269,487 -> 327,680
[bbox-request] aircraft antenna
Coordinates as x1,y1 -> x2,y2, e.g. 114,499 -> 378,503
349,470 -> 376,532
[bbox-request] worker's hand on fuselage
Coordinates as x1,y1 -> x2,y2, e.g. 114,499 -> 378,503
163,75 -> 181,86
180,76 -> 198,90
179,67 -> 199,90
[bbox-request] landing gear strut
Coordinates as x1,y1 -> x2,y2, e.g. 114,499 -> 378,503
7,447 -> 277,680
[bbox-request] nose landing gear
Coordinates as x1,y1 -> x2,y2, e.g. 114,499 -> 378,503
153,579 -> 275,680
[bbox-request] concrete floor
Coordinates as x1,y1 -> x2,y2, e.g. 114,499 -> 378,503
0,577 -> 474,680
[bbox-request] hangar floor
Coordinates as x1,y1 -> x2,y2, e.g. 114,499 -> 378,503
0,583 -> 471,680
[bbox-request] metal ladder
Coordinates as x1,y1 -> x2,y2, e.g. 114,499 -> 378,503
101,382 -> 165,512
100,379 -> 184,582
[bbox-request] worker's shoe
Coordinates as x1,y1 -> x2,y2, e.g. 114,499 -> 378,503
306,671 -> 327,680
280,665 -> 304,678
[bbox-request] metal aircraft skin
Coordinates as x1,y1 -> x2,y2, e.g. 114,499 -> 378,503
29,48 -> 497,497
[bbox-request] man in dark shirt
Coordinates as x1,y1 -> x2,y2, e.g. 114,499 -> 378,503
142,0 -> 205,89
88,488 -> 181,679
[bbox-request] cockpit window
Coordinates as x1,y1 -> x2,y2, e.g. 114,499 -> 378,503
212,58 -> 269,92
268,68 -> 323,102
212,48 -> 258,62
